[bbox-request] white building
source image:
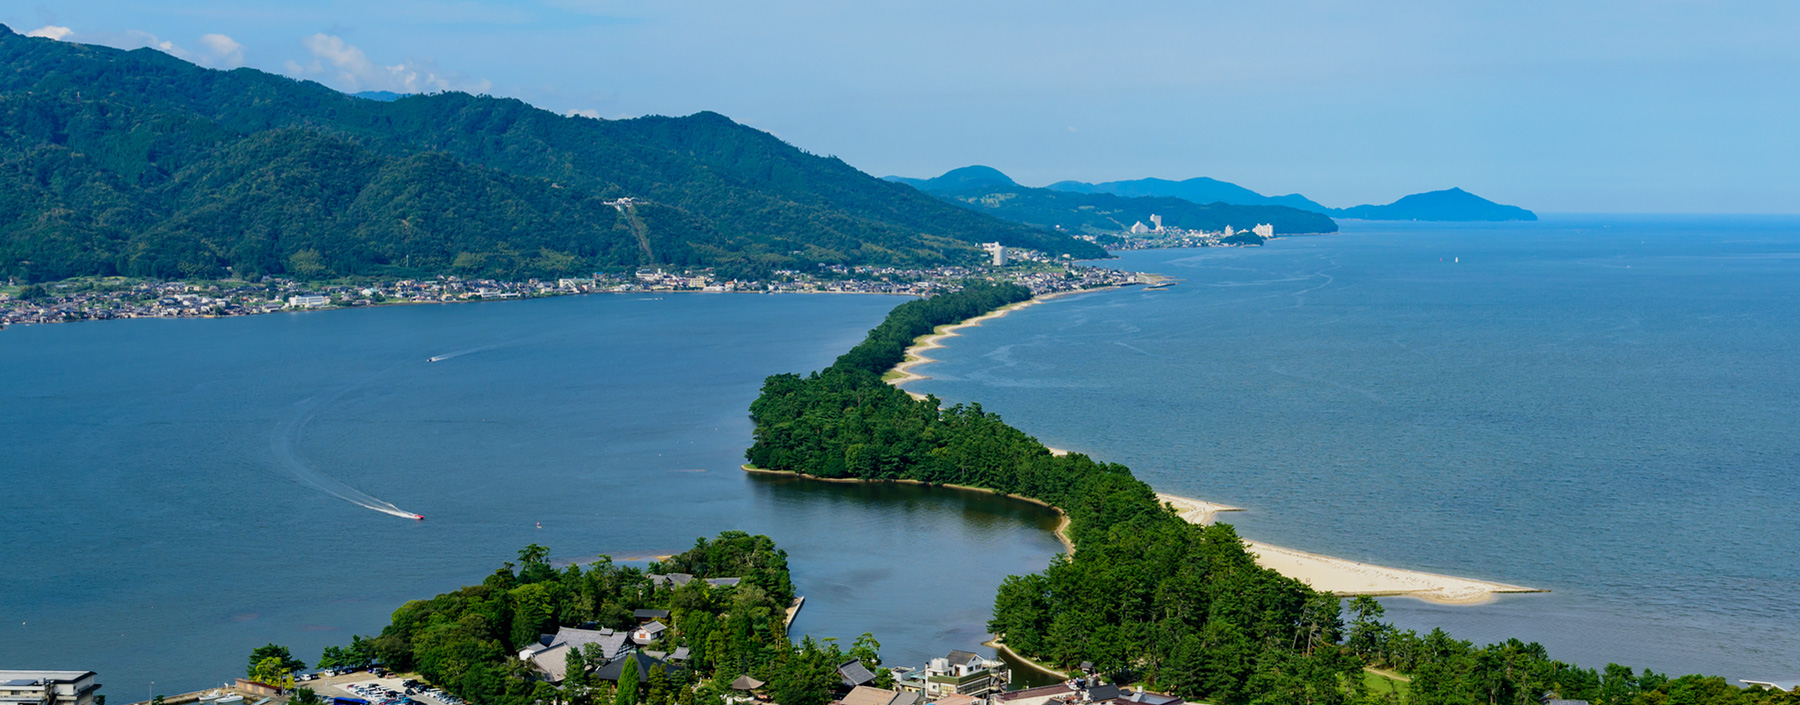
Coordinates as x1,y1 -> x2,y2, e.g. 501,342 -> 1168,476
287,295 -> 330,308
0,671 -> 101,705
1223,225 -> 1235,237
1252,223 -> 1274,238
1129,222 -> 1151,234
981,242 -> 1007,266
1150,214 -> 1163,231
891,651 -> 1008,699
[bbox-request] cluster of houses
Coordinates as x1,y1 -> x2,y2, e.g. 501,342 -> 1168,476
824,654 -> 1183,705
517,609 -> 690,683
511,602 -> 1183,705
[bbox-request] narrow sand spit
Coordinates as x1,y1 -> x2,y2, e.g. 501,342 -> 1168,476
1157,492 -> 1544,604
887,289 -> 1104,400
884,289 -> 1544,605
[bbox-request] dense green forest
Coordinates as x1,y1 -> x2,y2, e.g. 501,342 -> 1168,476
0,26 -> 1104,283
745,288 -> 1799,705
315,532 -> 876,705
889,166 -> 1340,236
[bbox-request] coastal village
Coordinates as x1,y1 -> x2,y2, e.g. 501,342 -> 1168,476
1,572 -> 1200,705
0,217 -> 1256,328
0,249 -> 1137,328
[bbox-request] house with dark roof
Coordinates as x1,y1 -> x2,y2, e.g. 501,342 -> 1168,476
634,609 -> 672,622
838,661 -> 878,689
595,651 -> 677,683
0,671 -> 101,705
648,573 -> 744,589
992,683 -> 1077,705
519,626 -> 636,682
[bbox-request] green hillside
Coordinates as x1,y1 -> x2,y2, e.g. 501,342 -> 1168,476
0,26 -> 1103,283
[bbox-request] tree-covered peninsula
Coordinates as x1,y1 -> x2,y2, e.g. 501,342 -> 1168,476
745,286 -> 1799,705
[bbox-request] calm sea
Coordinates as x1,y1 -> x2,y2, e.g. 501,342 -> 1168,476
0,293 -> 1064,696
904,215 -> 1800,682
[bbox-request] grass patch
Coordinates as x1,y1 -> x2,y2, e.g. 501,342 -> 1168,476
1364,668 -> 1411,698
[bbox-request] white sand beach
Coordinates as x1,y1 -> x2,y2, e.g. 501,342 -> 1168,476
885,292 -> 1544,606
1157,492 -> 1543,604
887,289 -> 1102,399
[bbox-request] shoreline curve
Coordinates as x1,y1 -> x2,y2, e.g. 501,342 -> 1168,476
878,287 -> 1546,606
885,287 -> 1110,399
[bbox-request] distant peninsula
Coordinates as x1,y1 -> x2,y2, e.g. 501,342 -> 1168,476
1047,175 -> 1537,222
884,166 -> 1339,236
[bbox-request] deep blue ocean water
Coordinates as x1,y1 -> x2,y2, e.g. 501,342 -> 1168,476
0,293 -> 1063,696
905,216 -> 1800,682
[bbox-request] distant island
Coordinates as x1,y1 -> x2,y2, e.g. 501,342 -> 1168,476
1047,176 -> 1537,221
884,166 -> 1339,237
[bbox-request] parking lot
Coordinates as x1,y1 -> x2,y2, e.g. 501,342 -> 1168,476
301,673 -> 465,705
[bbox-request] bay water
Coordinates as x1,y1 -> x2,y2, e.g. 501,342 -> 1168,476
0,292 -> 1063,696
905,216 -> 1800,682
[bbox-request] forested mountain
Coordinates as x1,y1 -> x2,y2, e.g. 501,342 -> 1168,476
889,166 -> 1338,235
0,26 -> 1102,283
1049,175 -> 1537,222
883,165 -> 1018,192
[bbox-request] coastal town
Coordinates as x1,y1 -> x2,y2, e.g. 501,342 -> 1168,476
2,639 -> 1191,705
0,241 -> 1158,328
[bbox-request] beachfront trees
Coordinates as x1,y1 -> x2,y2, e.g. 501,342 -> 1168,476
746,286 -> 1800,705
318,636 -> 377,671
745,286 -> 1334,702
246,644 -> 305,682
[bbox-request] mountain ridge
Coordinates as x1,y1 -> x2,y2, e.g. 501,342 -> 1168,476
1046,174 -> 1535,221
0,28 -> 1103,282
889,166 -> 1338,236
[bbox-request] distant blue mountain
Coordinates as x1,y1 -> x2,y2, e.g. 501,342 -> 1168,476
350,90 -> 409,102
884,165 -> 1017,192
1047,176 -> 1533,221
1048,177 -> 1333,214
887,166 -> 1338,235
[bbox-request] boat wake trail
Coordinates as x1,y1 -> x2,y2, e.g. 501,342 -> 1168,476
425,342 -> 508,363
272,374 -> 421,520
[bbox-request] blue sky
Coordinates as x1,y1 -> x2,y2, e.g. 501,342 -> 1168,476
7,1 -> 1798,213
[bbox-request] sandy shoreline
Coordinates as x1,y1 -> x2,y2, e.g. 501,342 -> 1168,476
879,288 -> 1545,606
1157,492 -> 1543,604
886,287 -> 1111,399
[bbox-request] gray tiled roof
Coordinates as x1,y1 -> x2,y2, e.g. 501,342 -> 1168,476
839,660 -> 878,687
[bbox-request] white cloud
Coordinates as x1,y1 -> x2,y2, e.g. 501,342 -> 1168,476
25,25 -> 73,40
199,33 -> 245,68
123,29 -> 192,61
34,26 -> 244,69
297,33 -> 490,94
567,108 -> 603,119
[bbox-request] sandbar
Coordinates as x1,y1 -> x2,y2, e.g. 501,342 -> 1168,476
880,289 -> 1543,606
1157,492 -> 1543,604
886,288 -> 1108,399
